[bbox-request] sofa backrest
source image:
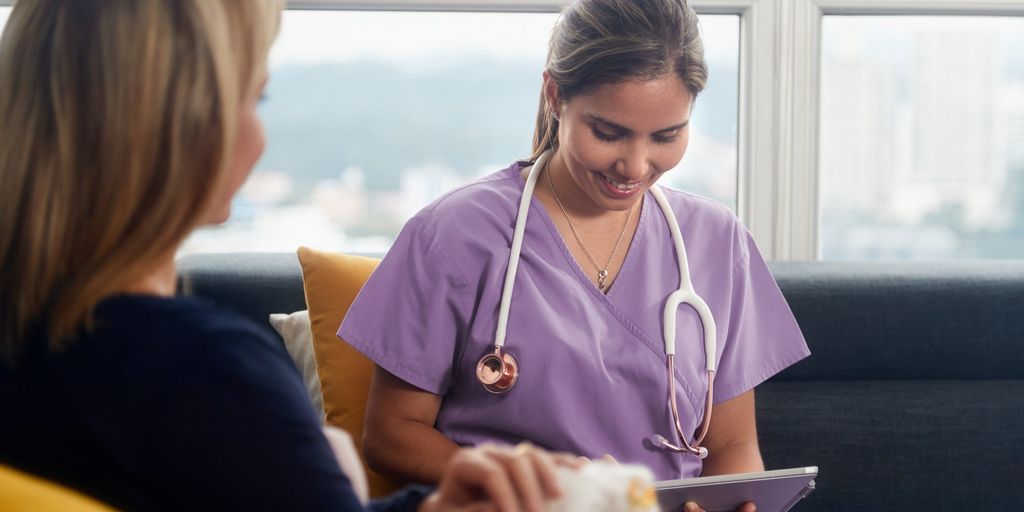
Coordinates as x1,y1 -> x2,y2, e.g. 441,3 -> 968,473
178,254 -> 1024,383
770,261 -> 1024,381
177,253 -> 307,328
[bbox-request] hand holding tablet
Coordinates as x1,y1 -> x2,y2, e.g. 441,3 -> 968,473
683,500 -> 755,512
656,467 -> 818,512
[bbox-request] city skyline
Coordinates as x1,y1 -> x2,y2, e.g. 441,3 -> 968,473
820,16 -> 1024,259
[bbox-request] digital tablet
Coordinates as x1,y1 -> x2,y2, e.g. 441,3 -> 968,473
655,466 -> 818,512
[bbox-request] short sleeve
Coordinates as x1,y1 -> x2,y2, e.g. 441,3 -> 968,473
338,217 -> 472,395
713,228 -> 810,403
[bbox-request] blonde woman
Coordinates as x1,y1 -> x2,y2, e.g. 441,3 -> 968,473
0,1 -> 566,510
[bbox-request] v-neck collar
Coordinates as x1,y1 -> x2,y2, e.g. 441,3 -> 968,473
512,164 -> 650,301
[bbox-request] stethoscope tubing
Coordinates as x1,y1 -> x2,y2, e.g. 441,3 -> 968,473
492,150 -> 551,350
485,149 -> 717,458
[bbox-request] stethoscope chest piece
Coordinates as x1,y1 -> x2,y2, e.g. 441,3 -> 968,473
476,348 -> 519,394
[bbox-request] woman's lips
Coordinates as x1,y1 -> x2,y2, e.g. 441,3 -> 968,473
597,172 -> 642,198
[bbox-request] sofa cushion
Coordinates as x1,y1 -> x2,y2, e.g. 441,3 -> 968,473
177,253 -> 306,329
0,464 -> 115,512
268,310 -> 324,421
769,261 -> 1024,381
757,379 -> 1024,511
296,247 -> 399,498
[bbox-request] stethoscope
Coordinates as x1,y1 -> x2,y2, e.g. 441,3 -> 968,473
475,149 -> 718,459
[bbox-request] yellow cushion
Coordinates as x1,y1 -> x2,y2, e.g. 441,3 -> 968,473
0,464 -> 115,512
297,246 -> 400,498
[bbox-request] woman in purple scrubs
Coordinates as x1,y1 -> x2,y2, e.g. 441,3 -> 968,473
339,0 -> 809,490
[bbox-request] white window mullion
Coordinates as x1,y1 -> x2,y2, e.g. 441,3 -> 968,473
737,0 -> 822,261
735,0 -> 782,259
780,0 -> 823,260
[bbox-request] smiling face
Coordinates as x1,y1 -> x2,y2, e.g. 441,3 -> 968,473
546,73 -> 693,215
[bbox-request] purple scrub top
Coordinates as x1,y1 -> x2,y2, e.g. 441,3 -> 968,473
338,163 -> 810,480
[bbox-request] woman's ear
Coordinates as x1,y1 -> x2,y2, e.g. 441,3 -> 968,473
542,70 -> 561,120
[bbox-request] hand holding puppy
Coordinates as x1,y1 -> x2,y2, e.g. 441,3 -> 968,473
419,443 -> 580,512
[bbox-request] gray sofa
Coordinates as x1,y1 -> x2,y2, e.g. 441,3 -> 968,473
177,253 -> 1024,511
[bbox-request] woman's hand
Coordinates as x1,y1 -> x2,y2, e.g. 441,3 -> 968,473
684,500 -> 756,512
419,443 -> 580,512
683,390 -> 761,512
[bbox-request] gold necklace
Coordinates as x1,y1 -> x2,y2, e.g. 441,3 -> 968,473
546,167 -> 634,293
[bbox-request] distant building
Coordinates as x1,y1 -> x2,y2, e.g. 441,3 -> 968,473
820,47 -> 899,215
1007,85 -> 1024,172
910,28 -> 1006,229
399,164 -> 466,220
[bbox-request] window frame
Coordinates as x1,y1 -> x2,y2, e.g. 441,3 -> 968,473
5,0 -> 1021,259
282,0 -> 787,257
807,0 -> 1024,260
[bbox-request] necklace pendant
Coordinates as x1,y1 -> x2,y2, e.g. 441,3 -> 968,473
597,269 -> 608,290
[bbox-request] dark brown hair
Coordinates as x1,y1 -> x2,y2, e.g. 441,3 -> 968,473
531,0 -> 708,159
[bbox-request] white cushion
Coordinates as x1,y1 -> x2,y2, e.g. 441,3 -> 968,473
268,310 -> 324,422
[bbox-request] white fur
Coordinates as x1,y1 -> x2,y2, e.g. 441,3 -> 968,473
547,462 -> 660,512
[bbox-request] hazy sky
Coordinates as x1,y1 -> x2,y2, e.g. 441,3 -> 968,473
0,7 -> 738,68
269,11 -> 740,69
825,15 -> 1024,65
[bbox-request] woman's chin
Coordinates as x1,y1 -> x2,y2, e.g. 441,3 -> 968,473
199,207 -> 232,227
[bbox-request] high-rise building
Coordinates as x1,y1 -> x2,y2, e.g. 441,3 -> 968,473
1006,85 -> 1024,172
910,27 -> 1006,228
820,38 -> 900,214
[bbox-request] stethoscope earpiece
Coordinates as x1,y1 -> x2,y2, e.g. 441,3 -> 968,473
476,349 -> 519,394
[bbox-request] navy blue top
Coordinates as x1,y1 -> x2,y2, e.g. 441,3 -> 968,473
0,295 -> 429,511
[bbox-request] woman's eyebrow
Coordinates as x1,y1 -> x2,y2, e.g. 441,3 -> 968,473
654,120 -> 690,134
584,113 -> 689,135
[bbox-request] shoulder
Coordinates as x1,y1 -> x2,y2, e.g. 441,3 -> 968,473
405,163 -> 525,244
656,185 -> 750,262
657,184 -> 739,229
381,164 -> 527,280
94,295 -> 291,379
105,294 -> 276,347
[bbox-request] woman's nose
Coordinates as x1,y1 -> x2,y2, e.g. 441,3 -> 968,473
614,142 -> 651,181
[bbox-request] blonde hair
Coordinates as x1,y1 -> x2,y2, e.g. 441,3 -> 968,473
531,0 -> 708,160
0,0 -> 282,362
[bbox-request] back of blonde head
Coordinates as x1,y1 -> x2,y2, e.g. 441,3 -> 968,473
0,0 -> 282,362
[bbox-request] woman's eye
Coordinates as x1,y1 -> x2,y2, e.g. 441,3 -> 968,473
654,134 -> 678,144
592,127 -> 624,142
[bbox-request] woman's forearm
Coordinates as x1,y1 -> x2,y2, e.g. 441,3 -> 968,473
363,366 -> 457,484
364,417 -> 460,485
699,440 -> 764,477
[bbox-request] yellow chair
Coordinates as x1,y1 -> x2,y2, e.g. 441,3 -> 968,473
0,464 -> 115,512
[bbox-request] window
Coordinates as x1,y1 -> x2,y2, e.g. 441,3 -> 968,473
820,16 -> 1024,260
180,10 -> 740,255
0,7 -> 9,30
